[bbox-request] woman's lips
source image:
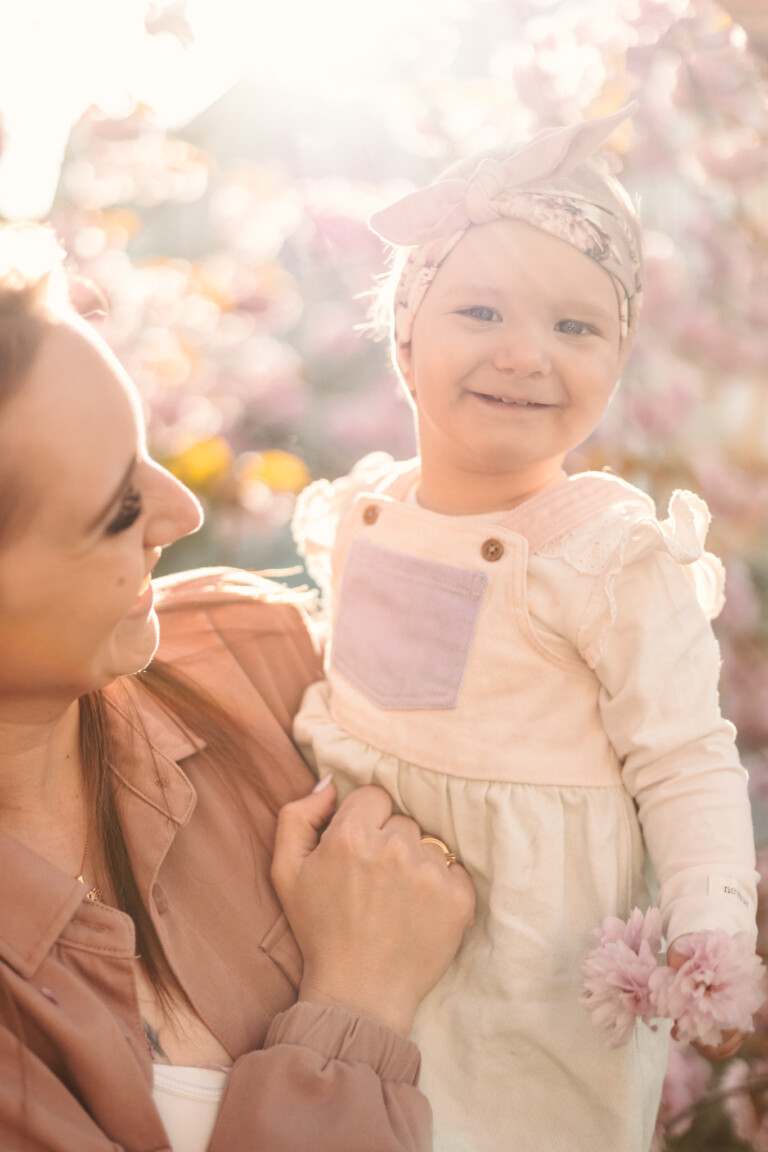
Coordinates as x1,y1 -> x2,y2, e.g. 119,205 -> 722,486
125,574 -> 154,618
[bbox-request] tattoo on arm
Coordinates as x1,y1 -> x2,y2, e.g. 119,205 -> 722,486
143,1017 -> 171,1064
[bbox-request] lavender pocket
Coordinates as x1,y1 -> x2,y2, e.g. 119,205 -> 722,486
331,539 -> 487,710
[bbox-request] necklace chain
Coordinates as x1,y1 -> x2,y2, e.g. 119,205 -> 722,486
75,833 -> 103,903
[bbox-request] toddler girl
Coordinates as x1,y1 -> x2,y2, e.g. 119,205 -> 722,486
291,106 -> 759,1152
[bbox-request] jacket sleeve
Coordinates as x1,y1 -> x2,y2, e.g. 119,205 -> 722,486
0,1026 -> 123,1152
210,1003 -> 431,1152
0,1006 -> 431,1152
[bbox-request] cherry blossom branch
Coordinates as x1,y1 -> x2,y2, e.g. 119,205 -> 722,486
581,908 -> 766,1049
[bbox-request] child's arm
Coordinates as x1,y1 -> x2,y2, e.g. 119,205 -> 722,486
585,508 -> 758,949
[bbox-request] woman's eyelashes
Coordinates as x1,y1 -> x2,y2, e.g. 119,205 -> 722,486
106,486 -> 143,535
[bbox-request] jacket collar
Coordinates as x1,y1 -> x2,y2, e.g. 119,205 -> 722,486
0,680 -> 200,978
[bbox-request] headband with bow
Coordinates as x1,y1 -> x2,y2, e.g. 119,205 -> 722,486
370,104 -> 643,356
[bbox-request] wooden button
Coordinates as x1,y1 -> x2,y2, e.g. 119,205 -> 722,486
481,538 -> 504,562
363,504 -> 380,525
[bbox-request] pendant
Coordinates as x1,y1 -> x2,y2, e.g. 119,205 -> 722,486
76,875 -> 104,904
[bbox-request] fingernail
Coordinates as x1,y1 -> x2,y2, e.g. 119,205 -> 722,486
312,773 -> 333,794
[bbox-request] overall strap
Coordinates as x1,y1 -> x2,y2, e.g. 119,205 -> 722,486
329,459 -> 421,575
494,472 -> 652,554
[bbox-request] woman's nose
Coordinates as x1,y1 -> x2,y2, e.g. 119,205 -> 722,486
492,325 -> 551,376
146,463 -> 204,549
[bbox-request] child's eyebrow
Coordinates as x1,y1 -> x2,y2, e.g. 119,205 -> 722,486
442,283 -> 503,299
558,300 -> 617,323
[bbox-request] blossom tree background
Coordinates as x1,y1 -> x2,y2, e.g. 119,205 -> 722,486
2,0 -> 768,1145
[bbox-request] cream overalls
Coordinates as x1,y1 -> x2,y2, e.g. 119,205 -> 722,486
294,460 -> 751,1152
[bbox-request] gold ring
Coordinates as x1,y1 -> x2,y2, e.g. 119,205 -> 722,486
420,835 -> 457,868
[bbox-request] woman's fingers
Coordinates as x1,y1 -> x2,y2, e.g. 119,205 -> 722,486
273,781 -> 475,1034
271,775 -> 338,894
332,783 -> 395,829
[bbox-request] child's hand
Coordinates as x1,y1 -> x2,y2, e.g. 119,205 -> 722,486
667,937 -> 748,1060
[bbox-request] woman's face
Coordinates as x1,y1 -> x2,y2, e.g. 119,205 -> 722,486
0,316 -> 202,712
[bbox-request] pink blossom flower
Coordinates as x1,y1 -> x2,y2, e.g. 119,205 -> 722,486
583,913 -> 766,1051
649,931 -> 766,1048
581,936 -> 660,1048
592,906 -> 663,954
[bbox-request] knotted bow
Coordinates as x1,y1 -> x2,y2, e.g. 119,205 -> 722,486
370,104 -> 642,355
370,105 -> 637,246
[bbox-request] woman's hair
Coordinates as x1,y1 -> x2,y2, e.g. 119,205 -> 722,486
0,222 -> 70,394
0,223 -> 71,542
82,661 -> 290,1011
0,223 -> 290,1011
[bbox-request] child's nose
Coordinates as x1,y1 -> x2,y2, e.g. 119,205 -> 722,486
492,326 -> 552,377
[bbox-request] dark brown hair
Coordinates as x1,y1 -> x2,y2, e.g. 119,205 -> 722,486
80,659 -> 287,1009
0,223 -> 71,543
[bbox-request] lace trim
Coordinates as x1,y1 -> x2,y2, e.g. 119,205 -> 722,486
577,490 -> 726,669
537,502 -> 648,576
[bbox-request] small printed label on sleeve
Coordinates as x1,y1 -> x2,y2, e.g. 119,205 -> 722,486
708,874 -> 754,912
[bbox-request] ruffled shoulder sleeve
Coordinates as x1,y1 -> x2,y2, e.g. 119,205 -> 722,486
574,489 -> 725,669
292,452 -> 409,602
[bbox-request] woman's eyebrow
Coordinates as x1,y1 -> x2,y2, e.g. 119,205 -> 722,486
86,457 -> 138,531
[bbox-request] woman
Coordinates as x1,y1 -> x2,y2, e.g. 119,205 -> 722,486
0,222 -> 475,1152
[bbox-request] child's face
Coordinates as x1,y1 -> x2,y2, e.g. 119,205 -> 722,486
399,217 -> 624,502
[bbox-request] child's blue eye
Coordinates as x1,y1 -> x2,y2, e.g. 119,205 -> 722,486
106,487 -> 143,535
557,319 -> 592,336
461,307 -> 499,322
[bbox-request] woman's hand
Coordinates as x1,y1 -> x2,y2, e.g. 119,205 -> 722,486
271,778 -> 475,1036
667,939 -> 748,1060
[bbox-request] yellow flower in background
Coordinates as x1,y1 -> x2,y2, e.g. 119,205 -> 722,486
237,449 -> 310,493
164,436 -> 233,493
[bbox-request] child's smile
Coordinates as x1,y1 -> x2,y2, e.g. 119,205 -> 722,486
471,393 -> 552,409
398,217 -> 623,514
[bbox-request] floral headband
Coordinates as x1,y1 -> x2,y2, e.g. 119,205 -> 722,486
370,104 -> 643,359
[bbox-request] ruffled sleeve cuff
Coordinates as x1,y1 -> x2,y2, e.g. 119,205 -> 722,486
264,1001 -> 422,1084
579,489 -> 725,669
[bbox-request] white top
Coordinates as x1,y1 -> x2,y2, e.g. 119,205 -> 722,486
152,1065 -> 228,1152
